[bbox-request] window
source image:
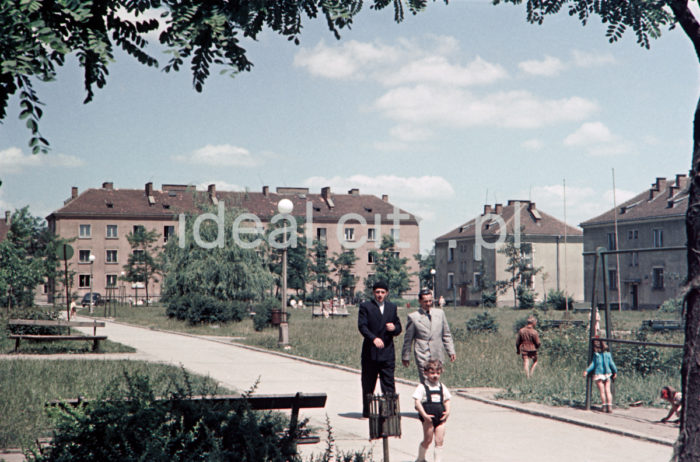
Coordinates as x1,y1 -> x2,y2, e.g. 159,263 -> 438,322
448,247 -> 455,262
630,252 -> 639,267
367,228 -> 376,241
317,227 -> 327,242
133,225 -> 145,235
133,249 -> 144,262
390,228 -> 400,241
106,274 -> 117,287
473,272 -> 482,290
106,250 -> 118,263
628,229 -> 638,240
652,267 -> 664,289
79,274 -> 91,288
79,224 -> 91,238
607,232 -> 617,250
164,226 -> 175,243
368,252 -> 376,264
608,269 -> 617,290
447,272 -> 454,290
391,251 -> 400,259
653,229 -> 664,248
344,228 -> 355,241
79,250 -> 91,263
106,225 -> 118,238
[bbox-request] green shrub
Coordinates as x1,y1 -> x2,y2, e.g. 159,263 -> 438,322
253,298 -> 281,331
27,371 -> 304,462
517,287 -> 535,309
7,308 -> 63,335
166,294 -> 246,325
658,297 -> 683,314
541,328 -> 587,366
481,290 -> 497,307
466,312 -> 498,333
546,290 -> 574,311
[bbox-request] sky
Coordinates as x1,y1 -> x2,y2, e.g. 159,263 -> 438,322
1,1 -> 698,253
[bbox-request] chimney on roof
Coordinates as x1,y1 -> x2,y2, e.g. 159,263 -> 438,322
483,204 -> 492,215
321,187 -> 331,200
145,182 -> 155,205
382,194 -> 389,202
494,203 -> 503,214
71,187 -> 78,199
649,177 -> 667,199
528,202 -> 542,221
262,186 -> 269,196
102,182 -> 113,190
4,211 -> 10,225
348,188 -> 359,196
676,173 -> 688,189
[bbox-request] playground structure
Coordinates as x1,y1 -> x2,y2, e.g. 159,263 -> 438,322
584,246 -> 685,410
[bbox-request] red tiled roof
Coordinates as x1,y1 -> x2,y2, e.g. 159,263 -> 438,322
580,174 -> 689,227
435,200 -> 582,242
47,185 -> 419,224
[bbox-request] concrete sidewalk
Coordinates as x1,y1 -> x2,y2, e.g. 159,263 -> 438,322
2,317 -> 676,461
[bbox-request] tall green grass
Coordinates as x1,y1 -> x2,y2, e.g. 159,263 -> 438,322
86,303 -> 682,410
0,360 -> 227,448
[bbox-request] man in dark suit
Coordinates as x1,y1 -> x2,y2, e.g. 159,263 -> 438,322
358,280 -> 402,417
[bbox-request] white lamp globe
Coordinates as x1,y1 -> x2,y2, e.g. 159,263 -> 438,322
89,254 -> 96,263
278,198 -> 294,215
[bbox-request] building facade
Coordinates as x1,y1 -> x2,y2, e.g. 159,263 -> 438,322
44,182 -> 420,303
580,175 -> 688,310
434,200 -> 583,306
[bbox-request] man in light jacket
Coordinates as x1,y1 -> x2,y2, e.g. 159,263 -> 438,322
402,289 -> 456,383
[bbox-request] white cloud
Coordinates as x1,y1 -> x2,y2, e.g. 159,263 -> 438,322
571,50 -> 615,68
521,139 -> 544,151
195,180 -> 244,191
174,144 -> 260,167
518,56 -> 566,77
564,122 -> 614,146
382,55 -> 507,87
0,147 -> 84,173
389,124 -> 433,143
375,86 -> 598,129
303,174 -> 455,200
564,122 -> 632,156
293,40 -> 396,80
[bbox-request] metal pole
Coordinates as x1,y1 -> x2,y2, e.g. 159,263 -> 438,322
89,259 -> 94,314
585,248 -> 601,410
64,246 -> 70,321
382,436 -> 390,462
279,230 -> 289,346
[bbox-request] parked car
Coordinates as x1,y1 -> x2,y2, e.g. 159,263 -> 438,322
81,292 -> 103,307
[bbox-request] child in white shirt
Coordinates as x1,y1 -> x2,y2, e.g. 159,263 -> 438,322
412,359 -> 451,462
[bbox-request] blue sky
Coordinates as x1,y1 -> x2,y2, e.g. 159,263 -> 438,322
0,1 -> 697,252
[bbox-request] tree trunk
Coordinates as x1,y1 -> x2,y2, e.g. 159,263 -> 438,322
679,95 -> 700,461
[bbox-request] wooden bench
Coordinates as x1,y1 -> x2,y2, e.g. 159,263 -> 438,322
49,392 -> 327,444
8,319 -> 107,352
641,320 -> 684,331
539,319 -> 585,329
572,302 -> 591,313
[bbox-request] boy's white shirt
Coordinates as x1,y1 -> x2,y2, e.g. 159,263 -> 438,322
412,380 -> 452,403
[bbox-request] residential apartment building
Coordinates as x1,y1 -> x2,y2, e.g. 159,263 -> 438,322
44,182 -> 420,303
434,200 -> 583,306
0,211 -> 9,242
580,175 -> 688,310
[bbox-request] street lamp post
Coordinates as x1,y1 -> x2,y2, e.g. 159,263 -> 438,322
430,268 -> 436,296
89,254 -> 96,314
278,198 -> 294,347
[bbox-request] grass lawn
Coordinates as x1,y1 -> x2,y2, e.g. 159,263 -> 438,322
0,359 -> 228,449
86,302 -> 683,410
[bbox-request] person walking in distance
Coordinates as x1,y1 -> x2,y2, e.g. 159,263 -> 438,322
358,280 -> 402,418
583,339 -> 618,413
516,316 -> 541,378
402,289 -> 456,383
413,359 -> 451,462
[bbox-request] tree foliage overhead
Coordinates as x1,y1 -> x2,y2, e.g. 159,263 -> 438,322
1,0 -> 446,154
364,235 -> 412,298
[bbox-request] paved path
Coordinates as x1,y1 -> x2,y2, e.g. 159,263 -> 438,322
65,318 -> 674,462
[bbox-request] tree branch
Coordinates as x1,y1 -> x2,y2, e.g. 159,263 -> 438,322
668,0 -> 700,62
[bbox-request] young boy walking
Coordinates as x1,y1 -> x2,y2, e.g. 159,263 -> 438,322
413,359 -> 451,462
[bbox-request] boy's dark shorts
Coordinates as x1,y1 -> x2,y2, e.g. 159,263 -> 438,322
522,350 -> 537,360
